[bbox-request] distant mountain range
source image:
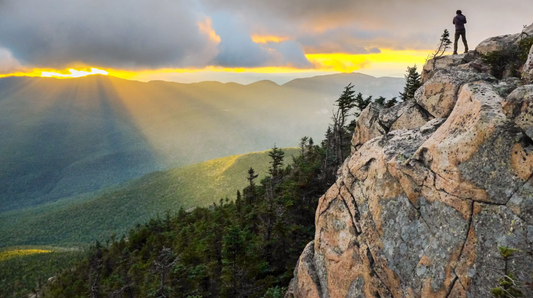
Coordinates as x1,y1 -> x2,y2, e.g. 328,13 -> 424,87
0,73 -> 403,212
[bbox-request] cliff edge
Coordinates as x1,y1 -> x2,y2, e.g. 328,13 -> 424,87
286,23 -> 533,298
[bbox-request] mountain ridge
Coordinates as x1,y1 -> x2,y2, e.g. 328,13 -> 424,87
0,72 -> 403,212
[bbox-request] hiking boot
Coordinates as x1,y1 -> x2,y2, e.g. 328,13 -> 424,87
453,52 -> 458,55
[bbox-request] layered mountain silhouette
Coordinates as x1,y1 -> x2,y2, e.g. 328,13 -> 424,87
0,73 -> 403,212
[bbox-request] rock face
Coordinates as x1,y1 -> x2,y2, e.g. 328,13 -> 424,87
287,25 -> 533,298
415,68 -> 494,118
523,44 -> 533,83
351,101 -> 433,153
503,85 -> 533,139
421,54 -> 467,83
475,33 -> 520,56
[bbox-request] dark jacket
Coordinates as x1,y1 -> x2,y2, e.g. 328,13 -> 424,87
453,14 -> 467,31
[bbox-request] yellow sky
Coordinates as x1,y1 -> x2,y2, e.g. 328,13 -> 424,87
0,48 -> 433,82
0,16 -> 436,83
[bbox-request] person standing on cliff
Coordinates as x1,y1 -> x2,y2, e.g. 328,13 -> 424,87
453,10 -> 469,54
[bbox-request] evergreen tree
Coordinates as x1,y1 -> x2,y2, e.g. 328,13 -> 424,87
374,96 -> 387,106
330,87 -> 373,165
353,92 -> 372,118
244,167 -> 259,205
235,190 -> 243,222
221,224 -> 246,298
385,97 -> 398,108
428,29 -> 452,68
246,167 -> 258,188
335,83 -> 356,127
374,96 -> 399,108
153,247 -> 179,297
399,65 -> 422,101
299,137 -> 309,160
268,146 -> 285,178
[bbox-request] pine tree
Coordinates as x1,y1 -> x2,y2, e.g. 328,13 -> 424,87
246,167 -> 258,188
235,190 -> 242,220
353,92 -> 372,118
385,97 -> 398,108
244,167 -> 258,205
374,96 -> 398,108
268,146 -> 285,178
428,29 -> 452,68
335,83 -> 356,127
328,86 -> 375,167
221,225 -> 246,298
399,65 -> 422,101
299,137 -> 309,160
374,96 -> 387,106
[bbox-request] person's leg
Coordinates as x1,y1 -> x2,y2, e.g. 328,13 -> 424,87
454,31 -> 460,54
462,31 -> 469,52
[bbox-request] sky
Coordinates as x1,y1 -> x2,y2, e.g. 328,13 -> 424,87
0,0 -> 531,84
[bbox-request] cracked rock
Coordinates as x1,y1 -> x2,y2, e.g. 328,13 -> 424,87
414,68 -> 494,118
503,85 -> 533,139
287,23 -> 533,298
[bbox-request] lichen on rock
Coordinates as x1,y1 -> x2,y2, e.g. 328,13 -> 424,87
503,85 -> 533,139
287,23 -> 533,298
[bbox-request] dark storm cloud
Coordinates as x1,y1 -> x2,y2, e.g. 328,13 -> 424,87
0,0 -> 218,69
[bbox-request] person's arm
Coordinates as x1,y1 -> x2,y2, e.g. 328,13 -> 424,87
453,16 -> 456,24
464,16 -> 467,24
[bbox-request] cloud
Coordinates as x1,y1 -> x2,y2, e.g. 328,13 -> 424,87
296,27 -> 390,54
0,0 -> 531,71
210,13 -> 311,68
0,48 -> 23,74
0,0 -> 219,69
210,13 -> 274,67
271,41 -> 311,68
200,0 -> 533,51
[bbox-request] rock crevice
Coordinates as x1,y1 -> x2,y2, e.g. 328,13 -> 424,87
287,24 -> 533,298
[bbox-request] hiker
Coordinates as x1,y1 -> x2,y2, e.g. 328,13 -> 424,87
453,10 -> 469,54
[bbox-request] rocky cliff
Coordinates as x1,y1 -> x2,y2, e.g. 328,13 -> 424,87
286,24 -> 533,298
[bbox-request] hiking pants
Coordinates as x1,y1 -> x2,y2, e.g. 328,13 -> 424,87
454,29 -> 468,53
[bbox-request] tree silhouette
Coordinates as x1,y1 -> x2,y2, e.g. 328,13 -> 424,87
399,65 -> 422,101
428,29 -> 452,68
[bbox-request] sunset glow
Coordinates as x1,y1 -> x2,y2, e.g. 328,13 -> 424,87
305,49 -> 433,73
0,0 -> 530,85
0,49 -> 434,82
0,67 -> 110,79
41,67 -> 108,78
198,17 -> 221,43
105,49 -> 433,81
251,35 -> 290,44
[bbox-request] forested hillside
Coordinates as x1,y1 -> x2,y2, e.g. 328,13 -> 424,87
40,142 -> 331,298
0,248 -> 83,298
0,149 -> 299,248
